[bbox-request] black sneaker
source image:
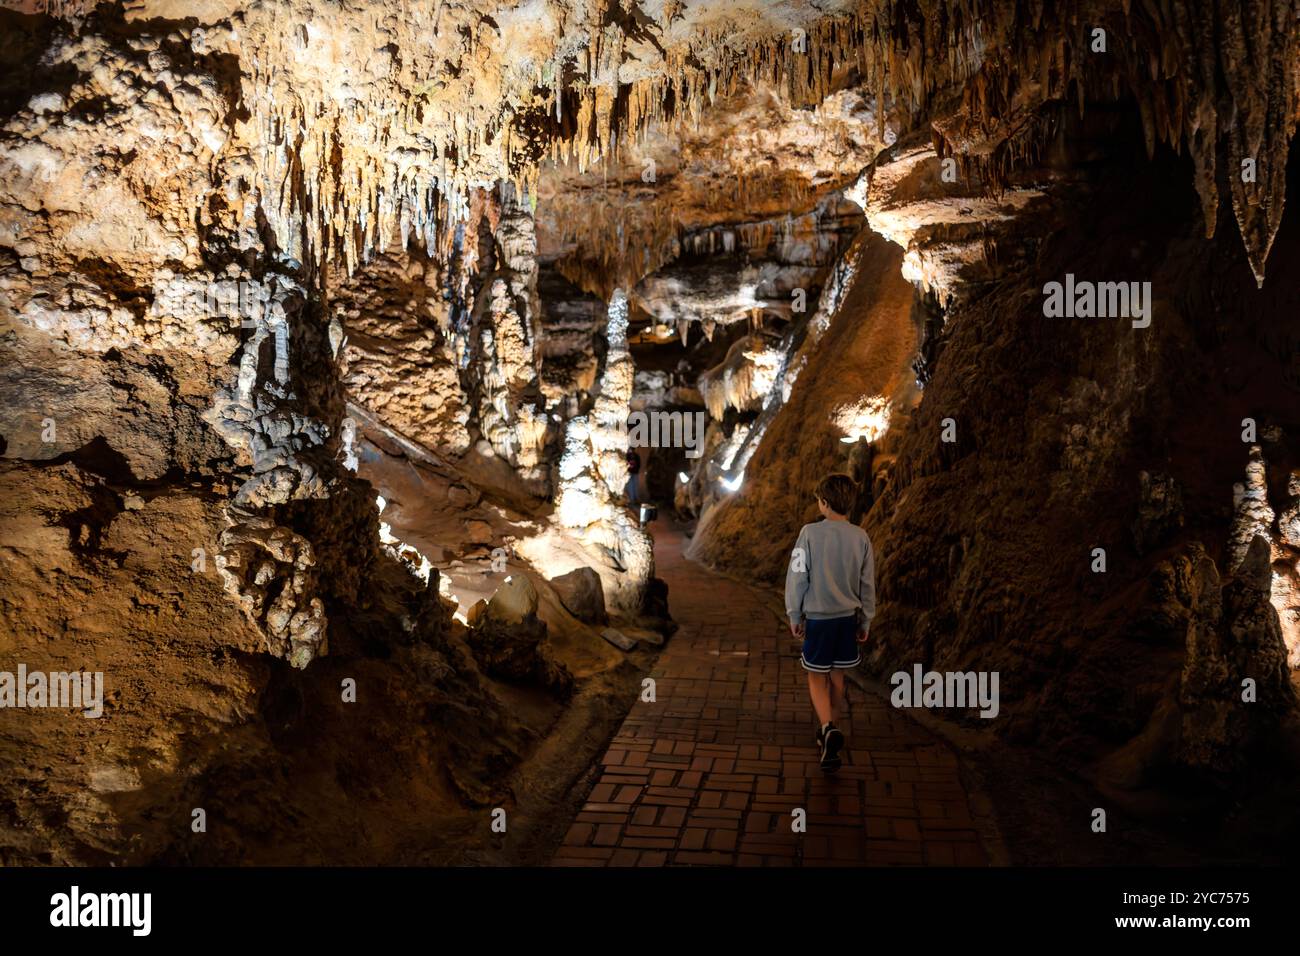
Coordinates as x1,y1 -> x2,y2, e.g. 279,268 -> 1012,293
820,725 -> 844,773
816,724 -> 826,747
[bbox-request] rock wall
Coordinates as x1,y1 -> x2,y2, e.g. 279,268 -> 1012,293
856,141 -> 1300,776
0,9 -> 579,864
335,248 -> 473,459
0,14 -> 375,670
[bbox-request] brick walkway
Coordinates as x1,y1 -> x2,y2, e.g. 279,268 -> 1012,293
551,522 -> 994,866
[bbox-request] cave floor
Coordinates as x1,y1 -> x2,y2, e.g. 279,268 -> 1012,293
550,520 -> 1001,866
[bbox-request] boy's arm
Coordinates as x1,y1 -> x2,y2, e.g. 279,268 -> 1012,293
785,526 -> 810,634
857,535 -> 877,636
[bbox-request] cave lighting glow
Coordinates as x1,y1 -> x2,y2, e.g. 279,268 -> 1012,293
678,471 -> 690,484
441,574 -> 467,625
900,249 -> 926,285
375,492 -> 434,583
718,423 -> 751,471
720,471 -> 745,492
833,395 -> 892,443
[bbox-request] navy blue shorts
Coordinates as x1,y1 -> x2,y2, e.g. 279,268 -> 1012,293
800,615 -> 861,672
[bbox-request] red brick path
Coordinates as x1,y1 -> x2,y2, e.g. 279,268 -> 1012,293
551,522 -> 994,866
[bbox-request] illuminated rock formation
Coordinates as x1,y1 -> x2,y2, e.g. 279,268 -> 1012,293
3,0 -> 1299,867
553,291 -> 655,613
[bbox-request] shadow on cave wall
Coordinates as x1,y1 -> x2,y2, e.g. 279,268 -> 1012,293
862,118 -> 1300,807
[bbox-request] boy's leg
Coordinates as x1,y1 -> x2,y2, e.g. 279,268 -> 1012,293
828,669 -> 846,725
807,672 -> 833,726
826,617 -> 858,725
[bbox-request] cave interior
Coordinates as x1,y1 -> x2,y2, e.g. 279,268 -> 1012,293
1,0 -> 1299,867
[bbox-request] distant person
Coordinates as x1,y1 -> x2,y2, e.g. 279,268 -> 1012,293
625,448 -> 642,505
784,473 -> 876,773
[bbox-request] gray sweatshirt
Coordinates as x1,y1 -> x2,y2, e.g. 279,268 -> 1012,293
785,519 -> 876,628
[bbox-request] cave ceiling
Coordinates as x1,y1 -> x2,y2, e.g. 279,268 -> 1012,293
9,0 -> 1294,287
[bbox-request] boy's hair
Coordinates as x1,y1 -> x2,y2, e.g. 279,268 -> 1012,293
815,473 -> 856,516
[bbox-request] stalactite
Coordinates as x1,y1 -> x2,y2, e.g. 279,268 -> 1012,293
31,0 -> 1286,285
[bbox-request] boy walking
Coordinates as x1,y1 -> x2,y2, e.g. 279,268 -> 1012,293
784,473 -> 876,772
